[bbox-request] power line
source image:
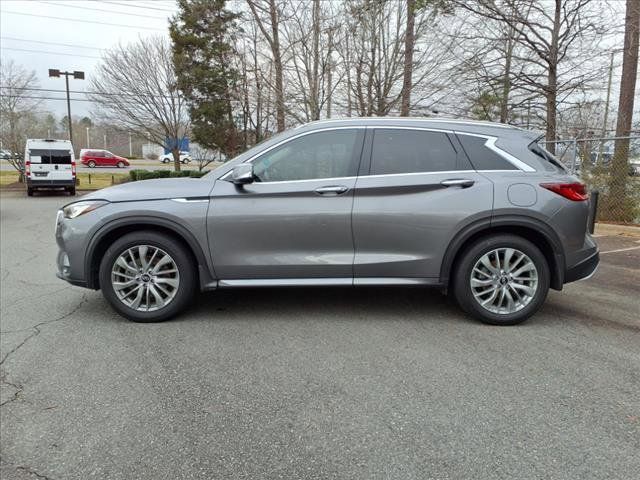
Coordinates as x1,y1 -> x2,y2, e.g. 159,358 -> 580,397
36,1 -> 169,20
1,47 -> 103,59
1,10 -> 167,31
1,86 -> 195,100
99,0 -> 176,13
0,36 -> 105,51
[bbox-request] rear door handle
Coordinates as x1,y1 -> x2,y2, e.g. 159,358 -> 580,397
440,178 -> 475,188
315,185 -> 349,196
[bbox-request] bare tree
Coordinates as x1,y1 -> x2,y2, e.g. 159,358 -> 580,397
457,0 -> 608,152
88,37 -> 190,171
247,0 -> 286,132
280,0 -> 342,122
0,59 -> 41,180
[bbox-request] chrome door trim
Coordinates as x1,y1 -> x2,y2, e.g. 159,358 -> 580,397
218,278 -> 353,287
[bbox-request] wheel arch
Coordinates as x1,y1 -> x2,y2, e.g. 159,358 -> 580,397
441,216 -> 565,291
85,216 -> 214,290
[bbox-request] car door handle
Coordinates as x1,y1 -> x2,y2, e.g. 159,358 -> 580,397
315,185 -> 349,195
440,178 -> 475,188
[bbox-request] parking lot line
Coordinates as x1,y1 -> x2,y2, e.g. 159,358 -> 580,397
600,245 -> 640,254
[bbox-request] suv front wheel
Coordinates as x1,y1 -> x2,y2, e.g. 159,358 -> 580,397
453,234 -> 550,326
99,231 -> 196,322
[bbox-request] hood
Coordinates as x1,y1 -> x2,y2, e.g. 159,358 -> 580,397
82,177 -> 214,203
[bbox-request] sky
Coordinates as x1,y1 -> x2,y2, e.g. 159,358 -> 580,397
0,0 -> 632,127
0,0 -> 177,117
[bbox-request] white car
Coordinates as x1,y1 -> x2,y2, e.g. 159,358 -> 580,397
160,151 -> 191,164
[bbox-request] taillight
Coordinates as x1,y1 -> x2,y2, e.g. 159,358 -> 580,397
25,161 -> 30,176
540,182 -> 589,201
72,161 -> 76,177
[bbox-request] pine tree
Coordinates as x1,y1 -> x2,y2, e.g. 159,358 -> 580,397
170,0 -> 239,158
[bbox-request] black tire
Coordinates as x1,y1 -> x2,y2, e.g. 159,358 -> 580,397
99,231 -> 197,322
88,161 -> 96,168
68,187 -> 76,196
453,234 -> 550,326
117,161 -> 125,168
27,187 -> 34,196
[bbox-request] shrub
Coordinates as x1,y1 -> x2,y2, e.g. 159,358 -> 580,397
128,169 -> 207,182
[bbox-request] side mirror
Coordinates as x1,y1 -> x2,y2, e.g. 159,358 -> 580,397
230,164 -> 254,185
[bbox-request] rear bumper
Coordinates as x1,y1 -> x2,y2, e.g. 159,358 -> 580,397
28,179 -> 75,187
564,250 -> 599,283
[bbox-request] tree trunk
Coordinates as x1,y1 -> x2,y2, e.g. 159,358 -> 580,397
269,0 -> 285,132
172,146 -> 181,172
500,25 -> 515,123
609,0 -> 639,222
400,0 -> 415,117
545,0 -> 562,154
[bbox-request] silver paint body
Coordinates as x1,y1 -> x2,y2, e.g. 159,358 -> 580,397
55,118 -> 598,290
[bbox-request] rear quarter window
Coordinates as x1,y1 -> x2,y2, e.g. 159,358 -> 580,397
457,134 -> 518,170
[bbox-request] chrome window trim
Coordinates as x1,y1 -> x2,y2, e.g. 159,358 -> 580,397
455,131 -> 536,172
363,170 -> 475,180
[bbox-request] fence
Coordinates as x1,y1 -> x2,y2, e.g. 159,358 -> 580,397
544,136 -> 640,225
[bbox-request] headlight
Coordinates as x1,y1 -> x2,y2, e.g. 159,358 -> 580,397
62,200 -> 108,219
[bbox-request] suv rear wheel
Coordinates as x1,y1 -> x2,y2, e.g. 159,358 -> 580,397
99,231 -> 196,322
88,160 -> 96,168
453,234 -> 550,325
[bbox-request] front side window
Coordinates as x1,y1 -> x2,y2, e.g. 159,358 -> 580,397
252,129 -> 362,182
370,129 -> 458,175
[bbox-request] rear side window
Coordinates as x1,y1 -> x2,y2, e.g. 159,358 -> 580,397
50,150 -> 72,164
370,129 -> 458,175
457,134 -> 518,170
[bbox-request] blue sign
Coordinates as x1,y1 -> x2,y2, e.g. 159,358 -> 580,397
164,137 -> 189,154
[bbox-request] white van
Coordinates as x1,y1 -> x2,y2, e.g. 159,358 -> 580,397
25,139 -> 76,196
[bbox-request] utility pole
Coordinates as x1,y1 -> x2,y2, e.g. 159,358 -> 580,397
129,133 -> 132,157
602,51 -> 615,138
48,69 -> 84,145
86,127 -> 90,148
103,134 -> 107,150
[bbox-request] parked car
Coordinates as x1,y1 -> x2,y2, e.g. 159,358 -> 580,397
160,151 -> 191,164
80,149 -> 130,168
25,139 -> 76,196
1,149 -> 15,160
55,118 -> 599,325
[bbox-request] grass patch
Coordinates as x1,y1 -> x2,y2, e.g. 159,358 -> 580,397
0,170 -> 128,190
0,171 -> 19,186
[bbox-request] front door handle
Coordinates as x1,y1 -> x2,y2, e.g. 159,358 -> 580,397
440,178 -> 475,188
315,185 -> 349,196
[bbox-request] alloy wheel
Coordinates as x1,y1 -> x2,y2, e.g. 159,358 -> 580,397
470,247 -> 538,315
111,245 -> 180,312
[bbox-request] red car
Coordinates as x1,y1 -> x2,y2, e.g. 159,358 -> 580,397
80,149 -> 130,168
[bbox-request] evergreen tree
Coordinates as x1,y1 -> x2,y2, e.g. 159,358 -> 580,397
170,0 -> 239,158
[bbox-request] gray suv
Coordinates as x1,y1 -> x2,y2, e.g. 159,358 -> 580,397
55,118 -> 599,325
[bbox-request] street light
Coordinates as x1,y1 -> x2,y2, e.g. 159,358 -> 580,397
48,69 -> 84,145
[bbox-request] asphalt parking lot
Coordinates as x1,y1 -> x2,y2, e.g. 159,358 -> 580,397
1,192 -> 638,480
